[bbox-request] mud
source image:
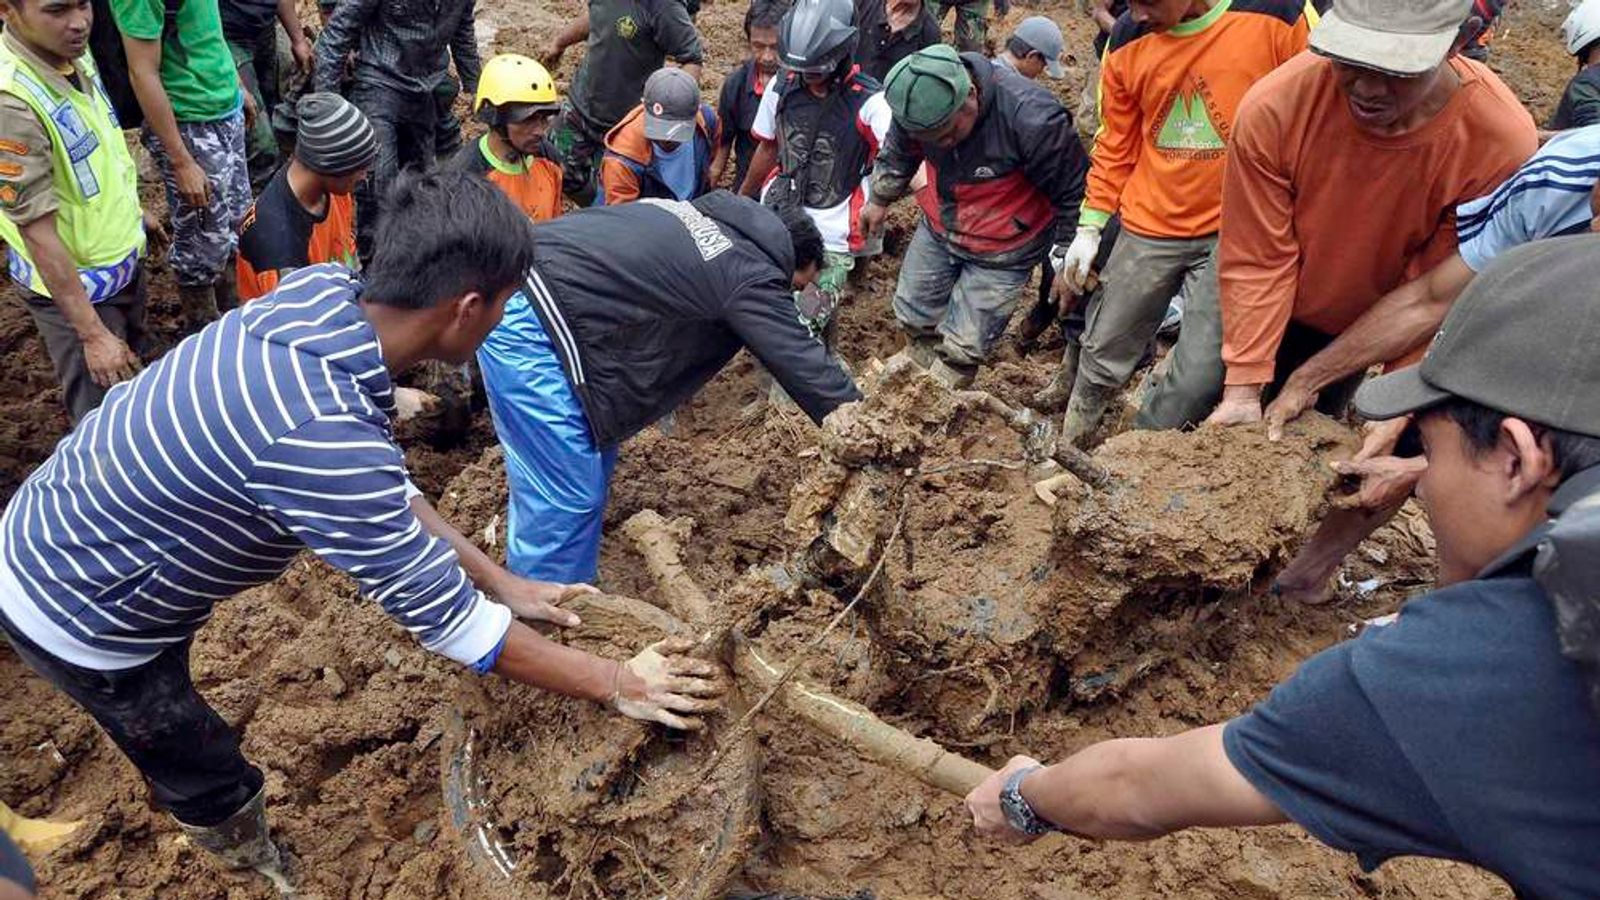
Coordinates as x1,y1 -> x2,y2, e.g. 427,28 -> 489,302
0,1 -> 1564,898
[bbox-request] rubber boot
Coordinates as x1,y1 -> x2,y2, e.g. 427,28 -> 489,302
1060,382 -> 1117,449
1031,339 -> 1081,412
0,800 -> 81,855
899,334 -> 942,370
176,789 -> 293,895
928,358 -> 978,389
177,283 -> 219,333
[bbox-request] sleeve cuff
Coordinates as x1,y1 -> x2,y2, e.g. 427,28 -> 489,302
403,478 -> 422,502
1455,241 -> 1489,274
1078,207 -> 1112,230
425,593 -> 513,666
1224,361 -> 1277,386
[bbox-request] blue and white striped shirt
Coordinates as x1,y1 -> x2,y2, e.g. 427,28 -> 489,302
0,265 -> 510,670
1456,125 -> 1600,273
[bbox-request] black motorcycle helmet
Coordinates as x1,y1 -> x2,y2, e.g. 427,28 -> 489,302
778,0 -> 858,75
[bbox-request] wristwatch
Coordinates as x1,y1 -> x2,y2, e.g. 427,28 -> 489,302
999,765 -> 1059,836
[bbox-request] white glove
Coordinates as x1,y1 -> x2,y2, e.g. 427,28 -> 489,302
1055,225 -> 1102,294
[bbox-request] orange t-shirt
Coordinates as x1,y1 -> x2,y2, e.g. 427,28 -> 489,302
236,168 -> 359,302
1083,0 -> 1314,239
447,135 -> 563,222
1219,52 -> 1537,385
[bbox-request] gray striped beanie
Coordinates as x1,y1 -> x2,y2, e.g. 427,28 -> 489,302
294,92 -> 377,176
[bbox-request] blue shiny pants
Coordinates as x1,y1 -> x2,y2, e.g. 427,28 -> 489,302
478,291 -> 618,584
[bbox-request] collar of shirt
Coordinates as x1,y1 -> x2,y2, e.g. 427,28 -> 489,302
2,32 -> 91,98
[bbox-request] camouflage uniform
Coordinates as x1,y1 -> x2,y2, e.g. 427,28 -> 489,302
933,0 -> 990,53
142,112 -> 252,287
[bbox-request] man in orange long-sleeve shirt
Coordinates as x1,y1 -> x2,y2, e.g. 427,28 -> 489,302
1047,0 -> 1313,446
1203,0 -> 1533,426
1204,0 -> 1534,602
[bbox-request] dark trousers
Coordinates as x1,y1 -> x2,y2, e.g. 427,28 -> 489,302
22,269 -> 148,423
349,82 -> 438,263
0,608 -> 262,828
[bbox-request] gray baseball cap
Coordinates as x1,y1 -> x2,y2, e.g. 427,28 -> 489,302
1355,235 -> 1600,438
642,67 -> 701,143
1011,16 -> 1066,79
1310,0 -> 1471,76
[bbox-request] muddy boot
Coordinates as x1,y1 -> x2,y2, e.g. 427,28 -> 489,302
176,789 -> 294,895
928,358 -> 978,389
1031,339 -> 1081,412
896,334 -> 942,370
178,284 -> 220,333
1060,382 -> 1117,449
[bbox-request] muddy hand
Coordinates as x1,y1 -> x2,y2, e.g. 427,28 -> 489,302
1262,378 -> 1318,442
83,328 -> 141,388
1330,456 -> 1426,511
392,386 -> 440,422
491,577 -> 595,627
965,755 -> 1047,845
610,637 -> 727,730
1204,386 -> 1264,427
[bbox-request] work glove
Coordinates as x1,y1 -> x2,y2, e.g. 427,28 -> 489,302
609,637 -> 726,730
1054,225 -> 1102,294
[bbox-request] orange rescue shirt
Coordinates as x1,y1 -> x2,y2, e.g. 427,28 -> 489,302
1220,52 -> 1536,385
236,167 -> 359,302
1084,0 -> 1314,239
447,134 -> 563,222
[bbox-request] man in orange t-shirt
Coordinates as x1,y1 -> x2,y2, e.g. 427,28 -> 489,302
447,54 -> 565,223
1203,0 -> 1535,602
236,94 -> 373,302
1046,0 -> 1315,445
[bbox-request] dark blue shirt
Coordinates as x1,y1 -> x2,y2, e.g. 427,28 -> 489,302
1224,518 -> 1600,898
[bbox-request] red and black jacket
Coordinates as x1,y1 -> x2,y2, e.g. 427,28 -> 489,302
869,53 -> 1088,268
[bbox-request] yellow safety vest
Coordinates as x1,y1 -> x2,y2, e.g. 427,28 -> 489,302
0,42 -> 143,301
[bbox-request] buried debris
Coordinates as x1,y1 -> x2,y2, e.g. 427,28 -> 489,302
439,357 -> 1361,893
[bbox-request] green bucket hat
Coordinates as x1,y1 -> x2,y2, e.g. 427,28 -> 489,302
884,44 -> 972,131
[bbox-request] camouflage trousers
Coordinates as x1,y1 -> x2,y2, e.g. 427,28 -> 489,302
142,112 -> 252,287
933,0 -> 990,53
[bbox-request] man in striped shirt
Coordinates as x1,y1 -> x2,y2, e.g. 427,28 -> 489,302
1249,125 -> 1600,603
0,171 -> 722,888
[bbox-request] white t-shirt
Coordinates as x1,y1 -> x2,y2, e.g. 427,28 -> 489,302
751,74 -> 893,254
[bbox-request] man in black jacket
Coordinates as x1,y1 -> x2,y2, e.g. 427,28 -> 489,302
860,45 -> 1087,387
312,0 -> 482,260
477,191 -> 861,583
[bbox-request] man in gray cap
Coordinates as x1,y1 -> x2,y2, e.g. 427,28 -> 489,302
993,16 -> 1066,80
963,235 -> 1600,898
235,93 -> 377,301
597,67 -> 721,206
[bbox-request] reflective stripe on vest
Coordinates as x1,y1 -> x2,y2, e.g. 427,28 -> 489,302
0,43 -> 143,302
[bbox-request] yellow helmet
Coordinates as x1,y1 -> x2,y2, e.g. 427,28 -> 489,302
474,54 -> 561,126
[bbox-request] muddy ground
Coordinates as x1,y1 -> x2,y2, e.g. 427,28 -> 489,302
0,1 -> 1576,898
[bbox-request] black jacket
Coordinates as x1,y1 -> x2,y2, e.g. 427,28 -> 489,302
524,191 -> 862,447
870,53 -> 1087,268
313,0 -> 481,98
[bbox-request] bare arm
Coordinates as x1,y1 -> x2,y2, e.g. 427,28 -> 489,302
121,35 -> 210,209
1027,725 -> 1284,838
1091,0 -> 1117,32
20,216 -> 139,387
710,143 -> 731,186
738,139 -> 779,197
1281,253 -> 1475,396
968,725 -> 1286,843
540,15 -> 590,68
278,0 -> 313,72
